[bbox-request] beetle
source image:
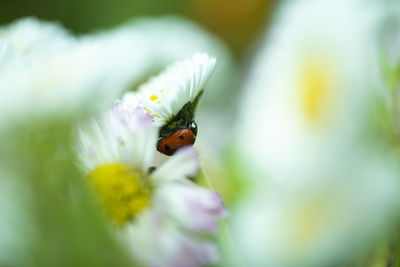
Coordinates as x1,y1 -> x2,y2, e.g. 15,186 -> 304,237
156,92 -> 202,156
157,125 -> 197,156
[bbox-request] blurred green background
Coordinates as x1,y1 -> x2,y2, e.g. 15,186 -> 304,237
0,0 -> 278,56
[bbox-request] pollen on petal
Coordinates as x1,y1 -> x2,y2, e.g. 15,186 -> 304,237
144,107 -> 161,119
149,95 -> 158,101
157,101 -> 162,104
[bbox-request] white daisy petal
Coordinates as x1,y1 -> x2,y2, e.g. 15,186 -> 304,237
77,102 -> 158,171
151,146 -> 200,183
122,92 -> 141,110
134,52 -> 216,126
124,210 -> 220,267
156,182 -> 227,234
109,102 -> 158,170
0,17 -> 73,70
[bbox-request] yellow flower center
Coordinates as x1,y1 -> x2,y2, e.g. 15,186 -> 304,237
283,193 -> 335,257
298,56 -> 336,126
88,163 -> 152,225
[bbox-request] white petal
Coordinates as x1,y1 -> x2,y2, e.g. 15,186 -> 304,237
122,92 -> 140,109
135,52 -> 216,126
151,146 -> 200,183
0,17 -> 73,70
77,102 -> 158,172
123,210 -> 220,267
156,182 -> 226,234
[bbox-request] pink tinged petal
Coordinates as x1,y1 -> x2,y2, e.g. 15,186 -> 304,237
109,101 -> 124,113
157,183 -> 227,234
88,145 -> 97,159
172,238 -> 219,267
186,205 -> 220,233
106,102 -> 158,170
109,101 -> 154,128
151,146 -> 200,183
152,218 -> 220,267
124,203 -> 221,267
133,105 -> 155,124
184,189 -> 227,233
78,102 -> 158,172
77,119 -> 113,171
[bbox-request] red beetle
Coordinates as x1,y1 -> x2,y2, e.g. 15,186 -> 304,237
157,128 -> 196,156
156,98 -> 200,156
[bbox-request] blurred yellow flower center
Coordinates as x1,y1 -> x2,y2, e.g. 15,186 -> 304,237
89,163 -> 151,225
299,57 -> 334,125
285,194 -> 334,255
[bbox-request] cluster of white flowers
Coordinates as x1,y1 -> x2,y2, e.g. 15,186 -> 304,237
0,17 -> 230,128
2,0 -> 400,266
0,16 -> 229,267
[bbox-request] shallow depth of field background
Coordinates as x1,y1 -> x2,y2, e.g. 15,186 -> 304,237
2,1 -> 400,267
0,0 -> 277,57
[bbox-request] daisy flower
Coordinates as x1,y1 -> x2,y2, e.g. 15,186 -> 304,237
236,0 -> 384,182
123,52 -> 216,155
230,0 -> 400,265
0,18 -> 73,70
77,102 -> 225,267
232,153 -> 400,267
0,18 -> 153,126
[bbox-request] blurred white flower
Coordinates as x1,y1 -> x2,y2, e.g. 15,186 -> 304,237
236,0 -> 384,182
230,0 -> 400,266
123,52 -> 216,127
0,18 -> 73,71
77,102 -> 225,266
0,18 -> 149,126
232,153 -> 400,267
0,17 -> 230,130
